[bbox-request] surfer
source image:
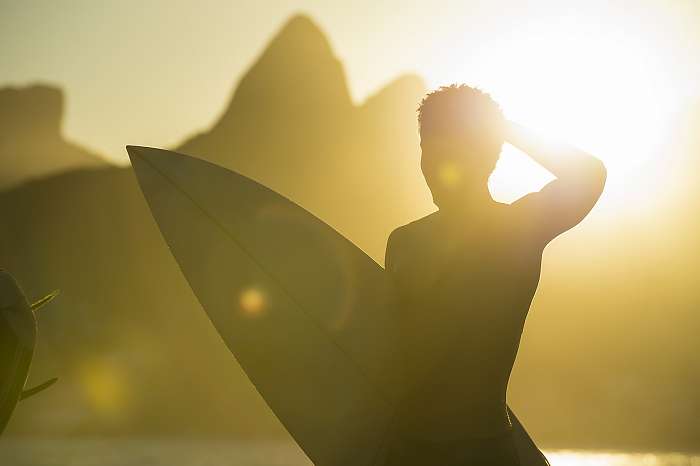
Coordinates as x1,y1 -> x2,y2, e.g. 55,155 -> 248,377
383,84 -> 606,465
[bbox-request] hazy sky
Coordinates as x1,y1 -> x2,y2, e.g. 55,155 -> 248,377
2,0 -> 699,173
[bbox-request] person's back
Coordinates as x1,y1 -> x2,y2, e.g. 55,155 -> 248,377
383,85 -> 607,465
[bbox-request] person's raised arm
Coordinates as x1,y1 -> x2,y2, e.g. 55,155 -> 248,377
507,121 -> 607,242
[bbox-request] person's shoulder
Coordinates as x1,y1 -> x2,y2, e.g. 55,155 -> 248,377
389,211 -> 439,243
386,212 -> 437,269
502,187 -> 559,246
506,191 -> 537,210
387,212 -> 437,253
504,189 -> 547,222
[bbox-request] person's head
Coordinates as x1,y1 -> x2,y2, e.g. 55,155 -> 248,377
418,84 -> 505,209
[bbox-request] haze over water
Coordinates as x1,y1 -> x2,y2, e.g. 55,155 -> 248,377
0,439 -> 698,466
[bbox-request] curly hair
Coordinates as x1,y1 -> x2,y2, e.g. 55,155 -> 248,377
417,84 -> 505,144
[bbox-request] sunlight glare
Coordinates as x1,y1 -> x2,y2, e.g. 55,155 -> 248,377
435,13 -> 683,212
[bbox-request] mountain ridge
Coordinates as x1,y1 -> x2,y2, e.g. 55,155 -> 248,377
0,13 -> 432,439
0,84 -> 107,189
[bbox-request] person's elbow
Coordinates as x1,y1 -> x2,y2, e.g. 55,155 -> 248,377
590,158 -> 607,193
582,156 -> 607,197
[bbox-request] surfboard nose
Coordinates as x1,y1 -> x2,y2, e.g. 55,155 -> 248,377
126,145 -> 175,170
125,145 -> 145,160
0,270 -> 26,309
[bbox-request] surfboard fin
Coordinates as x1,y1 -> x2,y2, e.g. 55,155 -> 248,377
20,378 -> 58,401
20,289 -> 59,401
30,290 -> 60,312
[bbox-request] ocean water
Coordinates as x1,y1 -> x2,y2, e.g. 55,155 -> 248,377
0,439 -> 697,466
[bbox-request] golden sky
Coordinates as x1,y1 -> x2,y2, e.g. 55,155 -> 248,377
2,0 -> 699,209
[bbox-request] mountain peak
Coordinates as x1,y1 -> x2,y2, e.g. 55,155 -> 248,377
0,84 -> 63,138
270,14 -> 333,57
361,74 -> 427,122
254,13 -> 338,76
365,74 -> 427,104
0,83 -> 105,189
200,14 -> 353,142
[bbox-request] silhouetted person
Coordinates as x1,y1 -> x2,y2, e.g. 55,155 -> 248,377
384,85 -> 606,465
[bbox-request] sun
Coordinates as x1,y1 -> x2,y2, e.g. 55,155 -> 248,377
429,13 -> 683,215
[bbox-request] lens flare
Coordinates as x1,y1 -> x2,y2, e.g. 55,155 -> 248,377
79,360 -> 128,420
239,287 -> 266,315
438,161 -> 462,189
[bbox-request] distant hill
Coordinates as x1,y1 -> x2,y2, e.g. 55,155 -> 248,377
0,84 -> 107,189
0,14 -> 431,438
0,166 -> 288,437
179,15 -> 432,256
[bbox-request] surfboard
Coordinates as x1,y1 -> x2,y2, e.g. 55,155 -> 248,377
127,145 -> 549,466
0,271 -> 58,435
